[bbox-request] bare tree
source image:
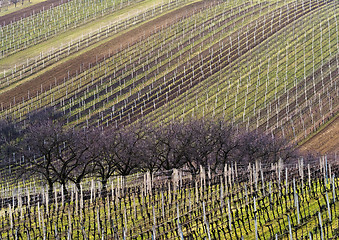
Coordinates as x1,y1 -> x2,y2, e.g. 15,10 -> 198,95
62,127 -> 97,194
182,119 -> 216,177
27,106 -> 63,125
267,136 -> 298,164
21,121 -> 64,200
92,128 -> 119,197
17,110 -> 300,201
138,126 -> 162,175
22,120 -> 95,200
211,120 -> 239,173
154,122 -> 188,172
237,131 -> 272,164
113,125 -> 145,176
237,131 -> 297,165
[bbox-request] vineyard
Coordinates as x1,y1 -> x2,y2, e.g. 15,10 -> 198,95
0,0 -> 338,238
0,151 -> 338,239
0,0 -> 336,143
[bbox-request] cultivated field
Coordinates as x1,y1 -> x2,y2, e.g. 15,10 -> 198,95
0,155 -> 338,239
0,0 -> 337,145
0,0 -> 337,238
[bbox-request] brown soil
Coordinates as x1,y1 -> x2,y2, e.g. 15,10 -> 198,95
299,114 -> 339,155
0,0 -> 218,108
103,0 -> 324,127
67,1 -> 261,124
0,0 -> 70,26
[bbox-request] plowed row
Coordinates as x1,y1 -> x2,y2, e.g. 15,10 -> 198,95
300,114 -> 339,154
0,0 -> 219,108
0,0 -> 69,26
91,0 -> 328,127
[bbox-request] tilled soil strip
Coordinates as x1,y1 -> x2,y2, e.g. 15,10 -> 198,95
0,0 -> 180,86
79,1 -> 284,125
65,2 -> 260,121
0,0 -> 218,108
0,0 -> 70,26
259,54 -> 338,136
98,0 -> 324,127
299,114 -> 339,154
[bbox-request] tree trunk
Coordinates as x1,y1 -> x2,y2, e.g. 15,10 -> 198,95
75,182 -> 81,194
101,179 -> 108,199
48,180 -> 54,203
62,183 -> 69,202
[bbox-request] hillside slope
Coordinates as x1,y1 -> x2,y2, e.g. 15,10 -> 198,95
299,114 -> 339,154
0,0 -> 337,150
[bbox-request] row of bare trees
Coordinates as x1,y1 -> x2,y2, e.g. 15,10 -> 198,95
0,109 -> 300,199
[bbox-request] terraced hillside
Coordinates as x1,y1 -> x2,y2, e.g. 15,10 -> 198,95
0,0 -> 338,146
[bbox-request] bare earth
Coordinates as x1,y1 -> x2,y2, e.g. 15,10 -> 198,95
0,0 -> 216,107
0,0 -> 69,26
0,0 -> 336,154
299,114 -> 339,155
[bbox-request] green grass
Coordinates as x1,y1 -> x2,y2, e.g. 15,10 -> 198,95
0,0 -> 200,99
0,0 -> 245,116
0,0 -> 337,145
1,0 -> 337,145
0,0 -> 172,72
0,0 -> 47,17
0,163 -> 338,239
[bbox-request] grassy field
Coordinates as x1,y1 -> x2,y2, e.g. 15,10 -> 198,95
0,0 -> 47,17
